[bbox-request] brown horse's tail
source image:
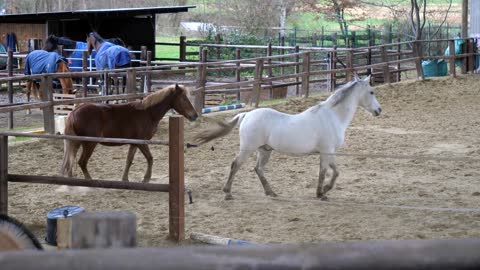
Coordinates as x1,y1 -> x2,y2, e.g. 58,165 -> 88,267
193,112 -> 247,145
60,114 -> 79,176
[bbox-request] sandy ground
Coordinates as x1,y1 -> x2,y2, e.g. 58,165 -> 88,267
3,74 -> 480,247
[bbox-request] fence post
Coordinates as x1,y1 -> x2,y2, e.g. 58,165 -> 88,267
169,116 -> 185,242
267,43 -> 273,99
468,38 -> 475,73
302,52 -> 311,98
140,46 -> 147,93
252,58 -> 264,107
179,36 -> 186,63
281,36 -> 285,75
448,39 -> 456,77
331,45 -> 337,91
396,36 -> 401,82
41,76 -> 55,134
146,51 -> 152,93
82,51 -> 88,97
346,49 -> 354,81
235,48 -> 241,102
461,39 -> 468,74
380,45 -> 390,84
194,49 -> 207,115
126,68 -> 136,94
0,135 -> 8,215
294,46 -> 300,96
7,49 -> 13,129
413,41 -> 425,80
367,40 -> 372,76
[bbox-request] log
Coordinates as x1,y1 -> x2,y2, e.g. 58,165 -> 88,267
71,211 -> 136,249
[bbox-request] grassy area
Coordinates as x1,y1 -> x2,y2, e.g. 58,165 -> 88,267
155,36 -> 200,61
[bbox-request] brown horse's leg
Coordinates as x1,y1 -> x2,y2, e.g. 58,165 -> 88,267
254,147 -> 277,197
137,145 -> 153,183
223,150 -> 251,200
25,81 -> 32,114
77,142 -> 97,179
122,145 -> 138,182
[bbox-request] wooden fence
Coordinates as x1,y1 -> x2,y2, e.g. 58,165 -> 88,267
0,38 -> 478,130
0,116 -> 186,242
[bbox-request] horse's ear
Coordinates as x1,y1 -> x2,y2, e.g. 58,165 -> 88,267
175,83 -> 179,90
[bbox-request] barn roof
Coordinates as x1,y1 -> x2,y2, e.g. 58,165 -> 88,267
0,6 -> 196,23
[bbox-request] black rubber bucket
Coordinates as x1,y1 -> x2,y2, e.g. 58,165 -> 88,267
45,205 -> 85,246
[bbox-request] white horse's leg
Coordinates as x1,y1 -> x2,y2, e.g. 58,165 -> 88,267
122,145 -> 138,182
317,155 -> 332,200
254,147 -> 277,197
323,163 -> 339,195
223,150 -> 251,200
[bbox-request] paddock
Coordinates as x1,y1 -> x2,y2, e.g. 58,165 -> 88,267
3,74 -> 480,246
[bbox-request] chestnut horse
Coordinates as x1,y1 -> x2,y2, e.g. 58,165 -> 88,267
61,84 -> 198,182
24,50 -> 75,104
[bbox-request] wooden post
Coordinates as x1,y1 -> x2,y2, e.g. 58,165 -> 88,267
179,36 -> 186,63
346,49 -> 354,81
41,76 -> 55,134
331,45 -> 337,91
82,51 -> 88,97
467,38 -> 474,73
380,45 -> 390,84
301,52 -> 310,98
280,36 -> 285,76
7,49 -> 13,129
461,39 -> 468,74
169,116 -> 185,242
235,48 -> 241,102
251,58 -> 264,107
146,51 -> 152,93
194,49 -> 207,114
0,135 -> 8,215
396,36 -> 401,82
71,211 -> 137,248
140,46 -> 147,93
294,46 -> 300,96
56,217 -> 72,249
58,45 -> 64,57
367,41 -> 372,76
413,41 -> 425,80
448,40 -> 456,77
267,43 -> 273,99
126,68 -> 136,94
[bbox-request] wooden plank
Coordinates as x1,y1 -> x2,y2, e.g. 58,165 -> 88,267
449,40 -> 456,77
169,116 -> 185,242
41,76 -> 56,134
7,49 -> 13,130
251,59 -> 264,107
71,211 -> 137,248
301,52 -> 310,97
8,174 -> 169,192
56,217 -> 72,249
0,136 -> 7,215
380,46 -> 391,84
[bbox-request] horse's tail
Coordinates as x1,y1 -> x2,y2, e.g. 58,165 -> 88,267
60,114 -> 79,176
194,113 -> 247,145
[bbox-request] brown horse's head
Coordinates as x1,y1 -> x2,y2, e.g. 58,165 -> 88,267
172,84 -> 198,121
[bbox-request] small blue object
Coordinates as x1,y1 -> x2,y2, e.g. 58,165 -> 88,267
47,206 -> 85,219
227,239 -> 255,246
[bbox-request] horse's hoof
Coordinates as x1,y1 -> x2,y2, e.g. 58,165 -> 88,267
320,196 -> 329,201
224,194 -> 234,200
266,191 -> 278,197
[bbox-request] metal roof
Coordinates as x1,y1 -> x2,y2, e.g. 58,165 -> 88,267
0,6 -> 196,23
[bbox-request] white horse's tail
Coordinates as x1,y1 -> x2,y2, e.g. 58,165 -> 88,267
194,113 -> 247,145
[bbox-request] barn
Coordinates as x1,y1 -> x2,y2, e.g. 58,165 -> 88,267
0,6 -> 195,56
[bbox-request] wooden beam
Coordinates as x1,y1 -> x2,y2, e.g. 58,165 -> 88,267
41,76 -> 55,134
169,116 -> 185,242
0,136 -> 7,215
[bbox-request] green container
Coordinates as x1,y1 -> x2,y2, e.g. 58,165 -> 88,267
422,59 -> 447,77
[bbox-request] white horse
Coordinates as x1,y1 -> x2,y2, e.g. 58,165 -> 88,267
194,74 -> 382,200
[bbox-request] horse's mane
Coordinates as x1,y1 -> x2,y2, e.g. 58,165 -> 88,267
0,214 -> 43,250
135,85 -> 188,109
324,80 -> 358,107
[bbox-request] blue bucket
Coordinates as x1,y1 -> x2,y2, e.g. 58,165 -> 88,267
46,206 -> 85,246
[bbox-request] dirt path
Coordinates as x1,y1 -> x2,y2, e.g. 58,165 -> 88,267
5,75 -> 480,246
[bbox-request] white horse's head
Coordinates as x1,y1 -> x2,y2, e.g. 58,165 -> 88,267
354,74 -> 382,116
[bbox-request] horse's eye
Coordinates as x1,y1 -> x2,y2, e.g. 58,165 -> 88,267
370,91 -> 374,95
